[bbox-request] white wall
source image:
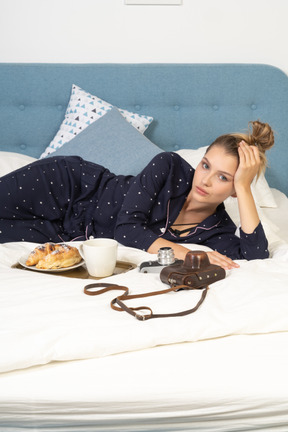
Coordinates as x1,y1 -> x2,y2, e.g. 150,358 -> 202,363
1,0 -> 288,74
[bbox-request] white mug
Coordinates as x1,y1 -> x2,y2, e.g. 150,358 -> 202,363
79,238 -> 118,278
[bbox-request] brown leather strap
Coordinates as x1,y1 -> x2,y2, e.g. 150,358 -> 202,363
84,282 -> 208,321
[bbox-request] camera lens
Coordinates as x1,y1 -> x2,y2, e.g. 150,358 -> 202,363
157,247 -> 175,265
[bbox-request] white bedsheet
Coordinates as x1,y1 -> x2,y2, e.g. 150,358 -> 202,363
0,235 -> 288,374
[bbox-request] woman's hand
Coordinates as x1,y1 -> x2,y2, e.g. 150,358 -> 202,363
206,251 -> 239,270
234,140 -> 261,190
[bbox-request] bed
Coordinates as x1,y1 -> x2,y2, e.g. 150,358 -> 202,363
0,63 -> 288,432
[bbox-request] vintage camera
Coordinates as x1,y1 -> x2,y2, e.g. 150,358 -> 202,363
160,250 -> 225,288
139,247 -> 182,273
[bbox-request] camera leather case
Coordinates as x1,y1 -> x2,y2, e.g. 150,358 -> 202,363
160,250 -> 226,289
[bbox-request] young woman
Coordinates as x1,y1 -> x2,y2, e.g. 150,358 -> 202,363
0,120 -> 274,269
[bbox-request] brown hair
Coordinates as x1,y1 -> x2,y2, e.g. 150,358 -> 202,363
206,120 -> 274,176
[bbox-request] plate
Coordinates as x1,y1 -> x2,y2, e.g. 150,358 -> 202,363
15,258 -> 136,279
18,253 -> 85,273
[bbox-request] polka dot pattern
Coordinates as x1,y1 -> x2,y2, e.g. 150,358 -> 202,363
0,153 -> 269,259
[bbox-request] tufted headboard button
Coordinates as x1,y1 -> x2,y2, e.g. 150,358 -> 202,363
20,143 -> 27,150
250,104 -> 257,110
212,105 -> 219,111
19,105 -> 25,111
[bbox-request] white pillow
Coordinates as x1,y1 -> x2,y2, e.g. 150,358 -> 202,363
176,147 -> 277,208
0,152 -> 37,176
40,84 -> 153,159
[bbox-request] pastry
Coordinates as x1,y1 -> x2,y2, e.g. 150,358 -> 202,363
25,242 -> 56,266
25,243 -> 82,269
36,244 -> 82,269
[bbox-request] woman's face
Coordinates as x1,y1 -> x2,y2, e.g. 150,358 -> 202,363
191,145 -> 238,207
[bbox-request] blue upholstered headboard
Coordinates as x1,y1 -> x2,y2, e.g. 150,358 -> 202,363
0,63 -> 287,194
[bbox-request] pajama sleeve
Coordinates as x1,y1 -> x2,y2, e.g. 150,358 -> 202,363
114,152 -> 186,251
238,222 -> 269,259
201,218 -> 269,260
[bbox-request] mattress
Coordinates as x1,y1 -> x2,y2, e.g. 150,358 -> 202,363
1,333 -> 288,431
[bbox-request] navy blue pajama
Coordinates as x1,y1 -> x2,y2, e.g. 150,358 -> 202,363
0,153 -> 269,260
0,156 -> 132,243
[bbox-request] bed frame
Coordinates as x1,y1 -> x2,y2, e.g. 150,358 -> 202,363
0,63 -> 287,195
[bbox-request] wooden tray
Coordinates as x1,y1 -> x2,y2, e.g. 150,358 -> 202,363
13,260 -> 137,279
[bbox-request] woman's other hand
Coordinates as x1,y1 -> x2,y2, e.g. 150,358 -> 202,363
206,251 -> 240,270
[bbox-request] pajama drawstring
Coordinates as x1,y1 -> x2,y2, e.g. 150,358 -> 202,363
57,225 -> 93,243
159,200 -> 171,236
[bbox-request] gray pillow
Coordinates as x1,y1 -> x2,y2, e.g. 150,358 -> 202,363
50,107 -> 162,175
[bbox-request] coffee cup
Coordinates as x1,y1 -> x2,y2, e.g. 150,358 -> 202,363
79,238 -> 118,277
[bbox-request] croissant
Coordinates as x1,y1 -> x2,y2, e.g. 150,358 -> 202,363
25,243 -> 56,266
36,244 -> 82,269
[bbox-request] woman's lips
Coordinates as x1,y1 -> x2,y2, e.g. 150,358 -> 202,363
196,186 -> 208,196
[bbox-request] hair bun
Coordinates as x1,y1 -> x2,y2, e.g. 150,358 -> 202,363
249,120 -> 274,152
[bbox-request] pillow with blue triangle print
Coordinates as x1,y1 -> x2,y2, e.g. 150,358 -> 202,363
40,84 -> 153,159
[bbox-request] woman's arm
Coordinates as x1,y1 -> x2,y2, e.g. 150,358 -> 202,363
147,237 -> 239,270
234,141 -> 261,233
230,141 -> 269,260
147,237 -> 191,259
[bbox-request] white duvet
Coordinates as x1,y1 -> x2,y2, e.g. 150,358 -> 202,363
0,237 -> 288,374
1,153 -> 288,374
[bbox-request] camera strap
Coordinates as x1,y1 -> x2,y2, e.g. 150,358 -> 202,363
83,282 -> 208,321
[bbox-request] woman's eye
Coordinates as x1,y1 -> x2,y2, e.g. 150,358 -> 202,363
202,162 -> 209,170
219,174 -> 228,182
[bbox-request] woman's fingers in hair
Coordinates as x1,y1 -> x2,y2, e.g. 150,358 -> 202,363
238,140 -> 260,165
236,140 -> 261,184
